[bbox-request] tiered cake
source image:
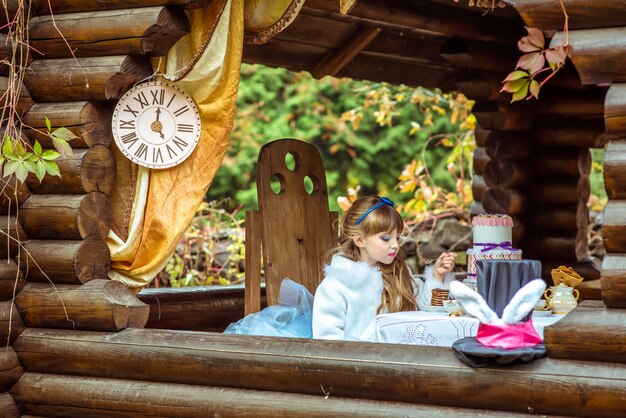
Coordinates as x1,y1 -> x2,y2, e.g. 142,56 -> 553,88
465,214 -> 522,290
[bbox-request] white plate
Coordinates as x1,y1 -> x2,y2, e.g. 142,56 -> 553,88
532,309 -> 552,317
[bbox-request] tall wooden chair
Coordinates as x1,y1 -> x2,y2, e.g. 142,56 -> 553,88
245,139 -> 337,314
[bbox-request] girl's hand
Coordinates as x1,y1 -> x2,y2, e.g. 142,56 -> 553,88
433,252 -> 457,281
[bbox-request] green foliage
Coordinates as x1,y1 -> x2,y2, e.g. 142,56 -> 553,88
208,64 -> 472,215
155,200 -> 246,288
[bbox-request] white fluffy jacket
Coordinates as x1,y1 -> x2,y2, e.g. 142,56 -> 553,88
312,255 -> 454,342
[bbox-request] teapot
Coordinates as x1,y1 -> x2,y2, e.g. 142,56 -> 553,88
543,283 -> 579,314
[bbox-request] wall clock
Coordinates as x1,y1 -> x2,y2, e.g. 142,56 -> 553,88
112,80 -> 202,169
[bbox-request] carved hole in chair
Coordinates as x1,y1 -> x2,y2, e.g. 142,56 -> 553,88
270,173 -> 285,194
303,174 -> 318,195
284,151 -> 298,172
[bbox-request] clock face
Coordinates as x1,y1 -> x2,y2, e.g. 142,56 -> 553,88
112,80 -> 201,169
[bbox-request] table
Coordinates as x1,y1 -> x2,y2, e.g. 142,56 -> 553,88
376,311 -> 564,346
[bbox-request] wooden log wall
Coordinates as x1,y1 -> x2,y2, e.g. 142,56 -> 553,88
11,328 -> 626,417
442,48 -> 532,248
0,0 -> 196,413
513,0 -> 626,308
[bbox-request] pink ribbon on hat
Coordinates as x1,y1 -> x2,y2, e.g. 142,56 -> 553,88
476,319 -> 543,349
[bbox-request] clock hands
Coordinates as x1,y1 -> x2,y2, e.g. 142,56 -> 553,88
150,108 -> 165,139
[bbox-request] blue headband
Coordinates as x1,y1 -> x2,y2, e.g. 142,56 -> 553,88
355,196 -> 395,225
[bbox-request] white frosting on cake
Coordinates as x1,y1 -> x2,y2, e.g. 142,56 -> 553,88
473,225 -> 512,248
471,214 -> 514,249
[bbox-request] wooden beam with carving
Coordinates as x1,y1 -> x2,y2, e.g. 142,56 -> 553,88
312,27 -> 381,79
30,7 -> 190,58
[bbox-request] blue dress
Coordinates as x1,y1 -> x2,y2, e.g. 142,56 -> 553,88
224,279 -> 313,338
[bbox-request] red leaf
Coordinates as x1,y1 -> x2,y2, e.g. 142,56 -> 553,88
516,51 -> 545,74
525,26 -> 545,49
545,47 -> 567,66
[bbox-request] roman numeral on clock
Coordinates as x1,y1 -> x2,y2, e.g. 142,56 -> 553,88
173,105 -> 189,117
177,123 -> 194,133
134,143 -> 148,160
120,132 -> 138,149
133,91 -> 149,109
119,119 -> 135,130
152,147 -> 163,164
173,136 -> 188,151
151,89 -> 165,105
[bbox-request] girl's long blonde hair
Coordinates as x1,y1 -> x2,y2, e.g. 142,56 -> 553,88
328,196 -> 417,313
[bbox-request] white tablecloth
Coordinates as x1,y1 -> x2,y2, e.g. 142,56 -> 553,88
376,311 -> 564,346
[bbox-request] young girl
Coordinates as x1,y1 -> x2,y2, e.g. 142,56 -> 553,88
312,195 -> 456,342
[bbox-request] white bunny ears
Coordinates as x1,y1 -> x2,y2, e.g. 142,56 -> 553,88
450,279 -> 546,325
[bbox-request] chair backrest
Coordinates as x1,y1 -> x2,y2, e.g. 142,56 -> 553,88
245,139 -> 337,314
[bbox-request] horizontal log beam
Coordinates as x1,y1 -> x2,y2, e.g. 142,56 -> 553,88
312,27 -> 381,79
551,28 -> 626,86
601,200 -> 626,253
0,348 -> 23,392
0,176 -> 30,215
474,124 -> 489,147
0,216 -> 26,259
0,392 -> 19,418
532,177 -> 590,205
473,147 -> 489,175
16,280 -> 148,331
471,175 -> 486,201
0,300 -> 24,346
531,203 -> 589,233
485,130 -> 530,160
605,84 -> 626,137
23,101 -> 113,148
0,33 -> 32,76
531,231 -> 589,261
11,372 -> 528,418
19,193 -> 113,240
600,254 -> 626,308
544,300 -> 626,363
481,187 -> 526,215
532,148 -> 591,179
603,140 -> 626,200
0,1 -> 19,27
440,39 -> 517,72
0,261 -> 25,301
138,285 -> 265,332
0,77 -> 34,117
12,328 -> 626,417
535,91 -> 606,117
304,0 -> 523,45
22,236 -> 110,284
484,158 -> 529,188
31,0 -> 214,14
472,101 -> 535,132
534,120 -> 610,148
25,146 -> 116,195
24,55 -> 152,102
508,0 -> 626,32
30,7 -> 189,58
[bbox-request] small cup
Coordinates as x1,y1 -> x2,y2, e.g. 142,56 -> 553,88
442,300 -> 463,316
534,299 -> 547,310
